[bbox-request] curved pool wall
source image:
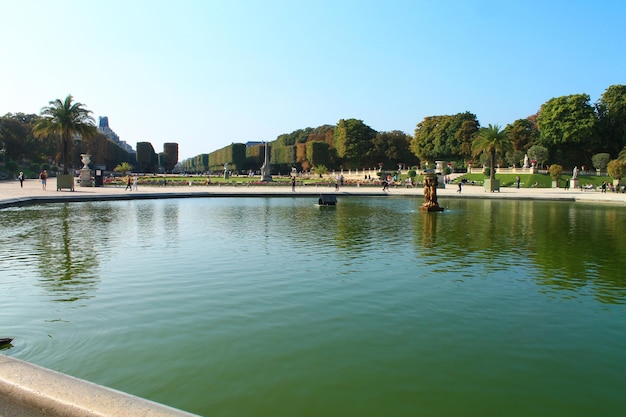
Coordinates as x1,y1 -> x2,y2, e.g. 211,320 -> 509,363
0,355 -> 198,417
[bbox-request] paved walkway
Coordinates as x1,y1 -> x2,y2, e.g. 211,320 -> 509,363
1,178 -> 626,209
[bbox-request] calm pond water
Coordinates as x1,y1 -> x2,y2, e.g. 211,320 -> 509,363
1,196 -> 626,417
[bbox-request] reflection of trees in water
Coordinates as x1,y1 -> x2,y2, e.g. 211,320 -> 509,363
35,204 -> 101,303
333,199 -> 406,258
426,199 -> 626,304
531,203 -> 626,304
162,202 -> 179,248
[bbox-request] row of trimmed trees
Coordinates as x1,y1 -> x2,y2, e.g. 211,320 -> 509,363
182,121 -> 420,174
183,84 -> 626,176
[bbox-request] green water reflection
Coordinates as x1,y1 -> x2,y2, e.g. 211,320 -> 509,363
1,197 -> 625,417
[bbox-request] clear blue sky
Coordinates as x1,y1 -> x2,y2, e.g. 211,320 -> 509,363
2,0 -> 625,160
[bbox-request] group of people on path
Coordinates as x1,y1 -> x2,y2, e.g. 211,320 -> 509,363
14,170 -> 49,190
125,176 -> 139,191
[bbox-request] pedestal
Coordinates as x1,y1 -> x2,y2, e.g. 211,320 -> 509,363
79,168 -> 92,187
570,178 -> 579,189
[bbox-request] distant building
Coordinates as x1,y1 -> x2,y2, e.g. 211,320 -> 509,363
98,116 -> 135,154
245,141 -> 264,147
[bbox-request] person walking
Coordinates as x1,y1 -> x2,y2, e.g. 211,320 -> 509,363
132,176 -> 138,191
125,175 -> 132,191
291,176 -> 296,192
39,170 -> 47,190
18,172 -> 24,188
516,176 -> 521,189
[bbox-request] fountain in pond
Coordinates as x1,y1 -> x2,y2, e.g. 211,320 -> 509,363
419,173 -> 444,212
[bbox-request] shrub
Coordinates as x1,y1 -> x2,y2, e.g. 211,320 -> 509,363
5,160 -> 18,174
607,159 -> 626,180
549,164 -> 563,181
592,153 -> 611,170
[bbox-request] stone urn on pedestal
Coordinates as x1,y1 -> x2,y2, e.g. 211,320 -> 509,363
79,154 -> 93,187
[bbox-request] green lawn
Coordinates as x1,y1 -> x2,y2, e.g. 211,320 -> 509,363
454,173 -> 614,188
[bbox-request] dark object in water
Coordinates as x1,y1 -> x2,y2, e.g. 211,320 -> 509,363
317,194 -> 337,206
0,337 -> 13,345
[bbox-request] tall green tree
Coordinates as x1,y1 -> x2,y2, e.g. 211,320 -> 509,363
412,112 -> 479,164
596,84 -> 626,157
1,113 -> 53,164
537,94 -> 597,166
33,95 -> 96,174
0,116 -> 28,161
472,124 -> 511,181
368,130 -> 418,169
333,118 -> 376,168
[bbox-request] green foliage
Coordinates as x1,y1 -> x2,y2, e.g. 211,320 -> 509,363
137,142 -> 158,173
275,127 -> 313,146
313,164 -> 328,176
368,130 -> 418,170
114,162 -> 133,173
472,124 -> 511,181
0,116 -> 30,161
537,94 -> 597,167
407,169 -> 416,179
207,143 -> 246,172
333,118 -> 376,168
272,144 -> 296,167
506,117 -> 539,151
538,94 -> 597,146
5,160 -> 18,174
451,172 -> 615,189
412,112 -> 479,163
607,159 -> 626,179
78,130 -> 135,171
33,95 -> 97,174
307,141 -> 331,168
595,84 -> 626,156
549,164 -> 563,181
162,143 -> 179,173
527,145 -> 549,167
505,149 -> 525,167
245,143 -> 264,171
591,152 -> 611,170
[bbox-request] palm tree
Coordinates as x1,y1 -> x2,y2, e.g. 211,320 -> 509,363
33,95 -> 96,174
472,124 -> 511,182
